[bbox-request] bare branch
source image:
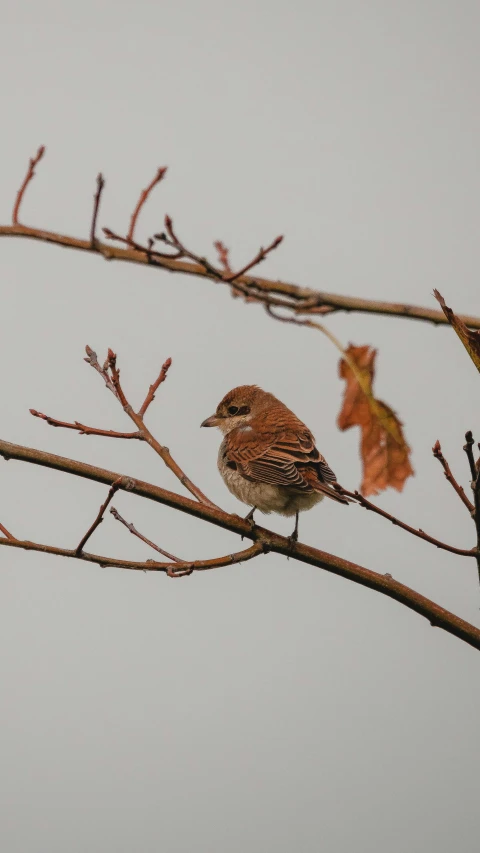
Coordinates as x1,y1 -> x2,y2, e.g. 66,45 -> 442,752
84,347 -> 218,508
76,477 -> 124,554
433,440 -> 474,513
463,431 -> 477,481
224,235 -> 283,283
127,166 -> 167,244
213,240 -> 232,275
12,146 -> 45,225
0,522 -> 15,540
0,534 -> 264,577
110,506 -> 181,562
2,219 -> 479,327
1,436 -> 480,651
138,356 -> 172,418
90,173 -> 105,248
342,487 -> 477,558
30,409 -> 142,440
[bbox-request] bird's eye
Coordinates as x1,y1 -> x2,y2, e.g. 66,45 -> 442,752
228,405 -> 239,415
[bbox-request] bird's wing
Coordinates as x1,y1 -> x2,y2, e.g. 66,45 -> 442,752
222,422 -> 340,494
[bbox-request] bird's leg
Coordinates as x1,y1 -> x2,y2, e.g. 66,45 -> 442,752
288,512 -> 299,546
241,506 -> 256,540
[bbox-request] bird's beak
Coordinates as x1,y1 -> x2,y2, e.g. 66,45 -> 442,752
200,414 -> 220,428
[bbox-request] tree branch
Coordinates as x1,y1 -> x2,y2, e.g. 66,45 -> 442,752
12,146 -> 45,225
1,224 -> 479,327
76,477 -> 124,554
1,436 -> 480,651
0,533 -> 264,576
90,173 -> 105,248
30,409 -> 143,440
342,488 -> 477,557
0,522 -> 15,540
110,505 -> 181,563
433,440 -> 475,514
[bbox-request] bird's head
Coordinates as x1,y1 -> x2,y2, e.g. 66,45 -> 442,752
201,385 -> 274,434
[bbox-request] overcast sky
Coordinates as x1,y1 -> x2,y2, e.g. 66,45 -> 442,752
1,2 -> 480,851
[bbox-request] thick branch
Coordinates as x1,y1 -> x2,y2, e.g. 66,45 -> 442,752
1,437 -> 480,651
1,224 -> 479,327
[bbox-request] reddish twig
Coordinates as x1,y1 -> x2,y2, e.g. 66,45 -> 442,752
110,506 -> 181,563
86,347 -> 218,508
76,477 -> 125,555
90,173 -> 105,247
341,487 -> 477,558
224,235 -> 284,283
0,532 -> 264,577
2,436 -> 480,650
138,357 -> 172,418
84,346 -> 118,397
12,145 -> 45,225
127,166 -> 167,244
0,522 -> 14,540
30,408 -> 142,440
103,227 -> 182,260
213,240 -> 232,274
433,440 -> 474,514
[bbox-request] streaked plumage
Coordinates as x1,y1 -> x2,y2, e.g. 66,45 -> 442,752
201,385 -> 348,539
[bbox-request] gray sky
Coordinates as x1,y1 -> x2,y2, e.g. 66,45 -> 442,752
1,1 -> 480,851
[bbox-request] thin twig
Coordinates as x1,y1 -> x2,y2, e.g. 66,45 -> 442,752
110,506 -> 181,562
12,146 -> 45,225
341,488 -> 477,558
138,357 -> 172,418
224,235 -> 284,283
433,440 -> 474,513
2,437 -> 480,650
0,534 -> 264,577
0,522 -> 14,540
84,346 -> 119,397
463,431 -> 477,481
213,240 -> 232,274
86,347 -> 218,508
76,477 -> 124,555
30,409 -> 143,439
90,173 -> 105,248
127,166 -> 167,244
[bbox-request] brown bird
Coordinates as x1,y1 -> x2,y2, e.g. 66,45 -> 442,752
201,385 -> 349,541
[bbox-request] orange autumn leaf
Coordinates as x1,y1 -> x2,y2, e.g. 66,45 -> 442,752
337,345 -> 414,496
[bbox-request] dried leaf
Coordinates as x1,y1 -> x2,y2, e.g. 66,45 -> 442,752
433,290 -> 480,373
337,345 -> 414,496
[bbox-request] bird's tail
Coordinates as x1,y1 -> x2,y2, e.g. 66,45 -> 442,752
316,482 -> 352,505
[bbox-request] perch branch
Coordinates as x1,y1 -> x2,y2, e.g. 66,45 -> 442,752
1,437 -> 480,651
